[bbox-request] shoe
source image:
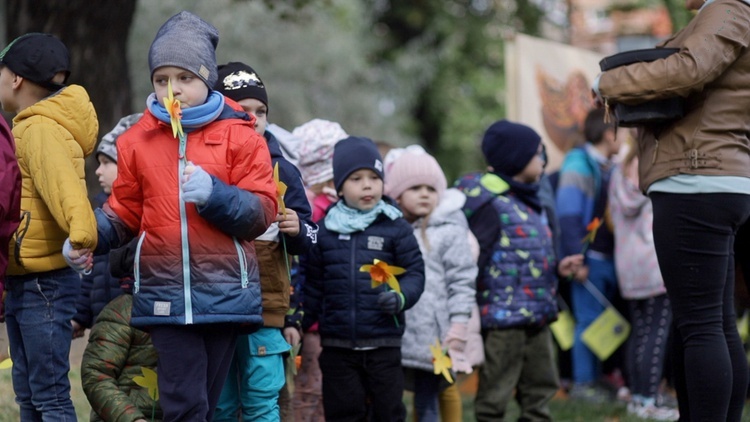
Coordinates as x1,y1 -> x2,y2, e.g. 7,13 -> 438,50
627,397 -> 679,421
568,383 -> 613,404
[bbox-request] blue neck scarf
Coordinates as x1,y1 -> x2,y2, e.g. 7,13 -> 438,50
324,200 -> 403,234
147,90 -> 225,133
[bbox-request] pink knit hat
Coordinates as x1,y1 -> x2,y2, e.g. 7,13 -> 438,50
293,119 -> 348,186
385,151 -> 447,200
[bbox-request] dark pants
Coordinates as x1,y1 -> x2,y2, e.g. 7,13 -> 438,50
652,192 -> 750,422
318,346 -> 405,422
625,294 -> 671,399
150,324 -> 238,422
475,327 -> 559,422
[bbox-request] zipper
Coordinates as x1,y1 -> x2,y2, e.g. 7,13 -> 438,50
350,235 -> 357,345
178,133 -> 193,324
652,138 -> 659,164
133,231 -> 147,293
233,237 -> 248,288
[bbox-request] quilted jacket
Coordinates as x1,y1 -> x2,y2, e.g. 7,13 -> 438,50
302,200 -> 425,349
456,173 -> 558,329
7,85 -> 98,275
100,100 -> 277,328
81,294 -> 161,422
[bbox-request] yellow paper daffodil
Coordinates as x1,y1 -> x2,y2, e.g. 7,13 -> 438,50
162,79 -> 184,139
133,367 -> 159,401
359,259 -> 405,293
430,338 -> 453,383
274,162 -> 288,216
0,347 -> 12,370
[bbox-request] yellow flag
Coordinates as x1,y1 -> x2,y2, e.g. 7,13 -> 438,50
550,310 -> 575,351
581,306 -> 630,361
738,310 -> 749,344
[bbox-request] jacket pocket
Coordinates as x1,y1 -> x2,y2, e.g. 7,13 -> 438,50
233,237 -> 249,288
134,231 -> 147,293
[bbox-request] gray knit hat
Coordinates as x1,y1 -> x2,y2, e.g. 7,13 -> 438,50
148,11 -> 219,88
96,113 -> 143,163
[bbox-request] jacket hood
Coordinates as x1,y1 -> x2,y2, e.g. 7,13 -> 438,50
455,172 -> 510,217
426,188 -> 469,228
14,85 -> 98,156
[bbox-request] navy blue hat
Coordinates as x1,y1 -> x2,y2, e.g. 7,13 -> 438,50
333,136 -> 384,192
481,120 -> 541,177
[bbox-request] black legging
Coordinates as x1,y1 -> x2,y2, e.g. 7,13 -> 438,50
651,192 -> 750,422
626,294 -> 671,400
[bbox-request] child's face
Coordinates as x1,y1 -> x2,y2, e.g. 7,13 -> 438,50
237,98 -> 267,135
0,66 -> 18,113
95,155 -> 118,194
152,66 -> 209,109
397,185 -> 438,223
513,144 -> 546,184
340,169 -> 383,212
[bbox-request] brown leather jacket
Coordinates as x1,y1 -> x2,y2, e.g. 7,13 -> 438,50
599,0 -> 750,190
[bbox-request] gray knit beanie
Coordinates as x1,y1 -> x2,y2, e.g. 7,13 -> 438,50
148,11 -> 219,88
96,113 -> 143,163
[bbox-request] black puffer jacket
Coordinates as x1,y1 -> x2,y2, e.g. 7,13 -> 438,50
302,206 -> 424,349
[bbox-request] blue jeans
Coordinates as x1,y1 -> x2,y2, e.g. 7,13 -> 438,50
5,268 -> 79,422
571,255 -> 617,385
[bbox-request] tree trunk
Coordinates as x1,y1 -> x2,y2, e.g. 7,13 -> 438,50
5,0 -> 137,198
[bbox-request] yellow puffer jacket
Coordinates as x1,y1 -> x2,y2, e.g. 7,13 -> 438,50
7,85 -> 99,275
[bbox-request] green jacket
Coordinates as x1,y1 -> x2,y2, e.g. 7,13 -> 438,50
81,294 -> 161,422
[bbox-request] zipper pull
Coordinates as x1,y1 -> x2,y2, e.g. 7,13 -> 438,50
603,99 -> 612,124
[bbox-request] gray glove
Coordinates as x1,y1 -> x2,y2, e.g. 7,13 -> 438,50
377,291 -> 404,315
182,165 -> 213,205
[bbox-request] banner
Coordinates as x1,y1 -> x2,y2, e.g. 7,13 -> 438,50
505,34 -> 604,172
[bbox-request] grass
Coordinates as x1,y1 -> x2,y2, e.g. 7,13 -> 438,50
1,363 -> 750,421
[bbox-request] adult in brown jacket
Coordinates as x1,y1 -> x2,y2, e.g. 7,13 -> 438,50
594,0 -> 750,420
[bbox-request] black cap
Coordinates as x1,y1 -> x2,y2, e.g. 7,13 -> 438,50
0,33 -> 70,91
332,136 -> 384,192
215,62 -> 268,109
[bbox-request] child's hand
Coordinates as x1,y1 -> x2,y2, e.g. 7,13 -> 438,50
182,163 -> 213,205
71,320 -> 85,339
558,254 -> 584,280
377,291 -> 404,315
63,238 -> 93,274
445,323 -> 472,374
276,209 -> 300,237
283,327 -> 301,348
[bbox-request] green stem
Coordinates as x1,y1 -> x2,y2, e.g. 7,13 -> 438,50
281,235 -> 292,281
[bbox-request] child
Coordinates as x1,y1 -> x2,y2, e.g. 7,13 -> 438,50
555,108 -> 621,401
293,118 -> 349,221
384,150 -> 478,422
609,138 -> 677,421
72,113 -> 142,338
0,116 -> 19,322
302,136 -> 425,421
213,61 -> 316,421
81,280 -> 161,422
66,11 -> 277,421
0,32 -> 98,420
455,120 -> 582,421
290,118 -> 348,421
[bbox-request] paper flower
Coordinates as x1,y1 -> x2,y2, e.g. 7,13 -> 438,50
162,79 -> 184,139
430,338 -> 453,383
360,259 -> 405,293
274,162 -> 288,216
581,217 -> 602,252
133,367 -> 159,401
0,347 -> 11,370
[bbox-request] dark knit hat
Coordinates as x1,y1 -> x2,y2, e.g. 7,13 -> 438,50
215,62 -> 268,108
333,136 -> 384,192
0,33 -> 69,91
148,11 -> 219,88
96,113 -> 143,163
481,120 -> 541,177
